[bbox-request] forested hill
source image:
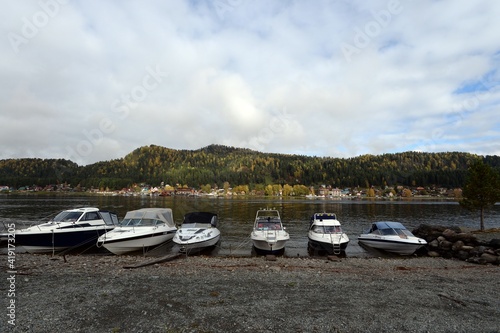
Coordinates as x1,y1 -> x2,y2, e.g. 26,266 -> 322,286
1,144 -> 500,190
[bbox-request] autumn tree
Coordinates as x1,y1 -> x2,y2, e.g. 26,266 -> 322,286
401,188 -> 412,197
460,159 -> 500,231
282,184 -> 293,196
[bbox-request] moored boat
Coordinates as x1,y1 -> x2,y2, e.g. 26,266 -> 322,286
308,213 -> 349,255
9,207 -> 118,254
250,208 -> 289,254
97,208 -> 177,255
358,221 -> 427,255
173,212 -> 220,253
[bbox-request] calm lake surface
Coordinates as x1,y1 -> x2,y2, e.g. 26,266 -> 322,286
1,195 -> 499,257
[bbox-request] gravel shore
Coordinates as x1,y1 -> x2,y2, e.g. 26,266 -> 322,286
2,253 -> 500,333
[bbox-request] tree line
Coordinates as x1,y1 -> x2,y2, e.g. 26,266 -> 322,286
1,144 -> 499,191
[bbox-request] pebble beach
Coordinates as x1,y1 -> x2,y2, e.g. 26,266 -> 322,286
2,253 -> 500,333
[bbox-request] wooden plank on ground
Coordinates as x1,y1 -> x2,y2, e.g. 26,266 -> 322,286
123,253 -> 182,269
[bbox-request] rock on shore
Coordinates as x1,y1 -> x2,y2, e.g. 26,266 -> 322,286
413,225 -> 500,265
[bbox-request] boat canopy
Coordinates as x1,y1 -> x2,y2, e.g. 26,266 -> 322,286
100,211 -> 119,226
181,212 -> 218,228
121,208 -> 175,227
367,221 -> 415,237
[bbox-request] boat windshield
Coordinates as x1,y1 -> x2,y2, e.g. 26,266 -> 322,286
52,211 -> 83,222
379,228 -> 398,235
256,221 -> 282,230
371,226 -> 413,238
120,218 -> 163,226
398,229 -> 414,237
312,225 -> 342,234
181,222 -> 211,229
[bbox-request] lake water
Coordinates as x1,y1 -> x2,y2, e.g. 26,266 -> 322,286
1,195 -> 499,257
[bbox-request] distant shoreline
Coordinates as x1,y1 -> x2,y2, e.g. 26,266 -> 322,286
0,190 -> 460,202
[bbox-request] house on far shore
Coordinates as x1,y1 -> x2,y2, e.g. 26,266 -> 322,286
318,185 -> 342,197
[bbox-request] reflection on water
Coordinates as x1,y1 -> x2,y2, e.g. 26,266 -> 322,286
1,195 -> 499,257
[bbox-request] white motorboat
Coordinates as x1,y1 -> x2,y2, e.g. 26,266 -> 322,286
97,208 -> 177,255
173,212 -> 220,253
9,207 -> 118,254
308,213 -> 349,255
251,208 -> 289,254
358,221 -> 427,255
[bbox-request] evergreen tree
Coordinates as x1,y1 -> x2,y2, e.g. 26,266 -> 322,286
460,159 -> 500,230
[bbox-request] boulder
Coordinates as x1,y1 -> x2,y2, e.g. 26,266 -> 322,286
442,229 -> 457,239
427,251 -> 441,257
412,225 -> 498,265
429,239 -> 439,248
455,250 -> 470,261
484,249 -> 497,255
489,239 -> 500,249
441,230 -> 477,243
455,233 -> 478,245
479,253 -> 498,265
452,240 -> 464,252
466,257 -> 481,264
413,224 -> 458,242
470,246 -> 486,256
439,240 -> 453,250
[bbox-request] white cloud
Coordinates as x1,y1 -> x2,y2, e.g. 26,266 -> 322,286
1,0 -> 499,165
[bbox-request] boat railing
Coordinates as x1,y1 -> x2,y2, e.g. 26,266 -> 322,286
329,232 -> 343,255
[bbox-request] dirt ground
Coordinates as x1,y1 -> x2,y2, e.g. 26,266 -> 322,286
2,253 -> 499,333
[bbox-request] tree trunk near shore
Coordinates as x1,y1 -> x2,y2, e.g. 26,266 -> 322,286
480,207 -> 485,231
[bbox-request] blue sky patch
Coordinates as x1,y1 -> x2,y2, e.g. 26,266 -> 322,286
454,69 -> 499,94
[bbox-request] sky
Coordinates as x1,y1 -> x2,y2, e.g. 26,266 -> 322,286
1,0 -> 500,165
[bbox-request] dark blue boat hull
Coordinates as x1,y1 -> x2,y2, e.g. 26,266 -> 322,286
15,228 -> 113,253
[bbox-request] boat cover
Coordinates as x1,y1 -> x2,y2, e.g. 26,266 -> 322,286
367,221 -> 416,237
182,212 -> 218,227
122,208 -> 175,227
